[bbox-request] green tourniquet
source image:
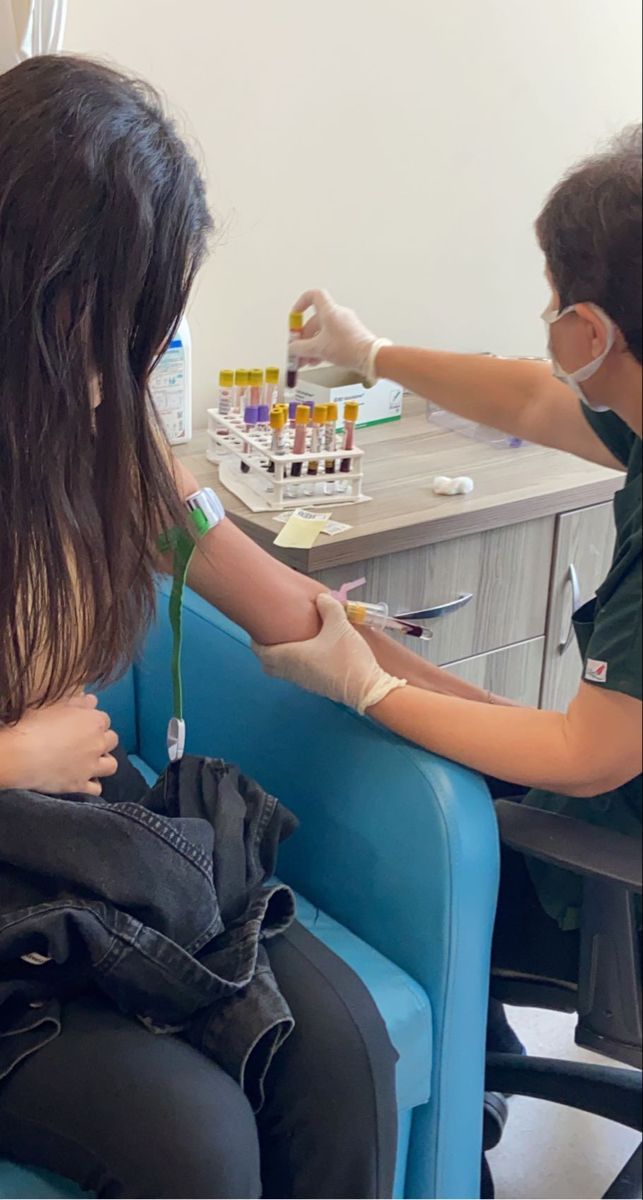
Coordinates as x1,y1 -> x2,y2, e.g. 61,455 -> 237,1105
157,515 -> 206,723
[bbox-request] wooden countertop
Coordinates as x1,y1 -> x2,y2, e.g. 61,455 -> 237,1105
177,398 -> 623,571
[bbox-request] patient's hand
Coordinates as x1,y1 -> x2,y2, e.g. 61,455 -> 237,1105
0,693 -> 118,796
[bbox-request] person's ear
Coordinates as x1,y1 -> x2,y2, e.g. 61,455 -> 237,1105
574,303 -> 610,358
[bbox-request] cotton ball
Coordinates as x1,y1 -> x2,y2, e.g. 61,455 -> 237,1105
432,474 -> 474,496
453,475 -> 474,494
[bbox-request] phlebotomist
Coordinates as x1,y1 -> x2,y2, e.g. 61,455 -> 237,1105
256,125 -> 643,1063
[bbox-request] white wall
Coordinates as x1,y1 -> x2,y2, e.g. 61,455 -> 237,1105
65,0 -> 642,427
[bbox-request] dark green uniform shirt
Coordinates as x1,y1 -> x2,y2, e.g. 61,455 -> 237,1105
526,408 -> 642,931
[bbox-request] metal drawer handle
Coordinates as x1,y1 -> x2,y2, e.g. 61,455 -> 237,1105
394,593 -> 473,622
558,564 -> 581,654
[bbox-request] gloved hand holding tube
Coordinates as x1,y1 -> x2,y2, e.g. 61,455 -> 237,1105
253,593 -> 406,716
288,289 -> 392,384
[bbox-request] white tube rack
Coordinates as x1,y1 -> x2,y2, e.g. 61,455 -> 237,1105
207,408 -> 369,511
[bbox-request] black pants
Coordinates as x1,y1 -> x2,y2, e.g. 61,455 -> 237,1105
0,921 -> 397,1199
485,786 -> 580,1054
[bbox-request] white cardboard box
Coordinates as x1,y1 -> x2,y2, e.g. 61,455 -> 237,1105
294,367 -> 403,429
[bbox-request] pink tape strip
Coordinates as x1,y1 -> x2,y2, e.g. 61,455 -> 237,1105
331,577 -> 367,603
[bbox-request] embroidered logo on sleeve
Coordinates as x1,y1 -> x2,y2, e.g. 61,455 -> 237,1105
586,659 -> 608,683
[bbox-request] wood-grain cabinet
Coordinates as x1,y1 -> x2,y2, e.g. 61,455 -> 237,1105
312,502 -> 616,708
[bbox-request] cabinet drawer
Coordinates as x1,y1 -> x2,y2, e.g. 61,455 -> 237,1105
444,638 -> 545,707
541,502 -> 616,712
314,516 -> 555,665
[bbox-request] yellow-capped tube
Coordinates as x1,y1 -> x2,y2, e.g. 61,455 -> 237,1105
345,601 -> 432,641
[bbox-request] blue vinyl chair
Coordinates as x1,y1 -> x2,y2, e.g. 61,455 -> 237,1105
0,584 -> 500,1199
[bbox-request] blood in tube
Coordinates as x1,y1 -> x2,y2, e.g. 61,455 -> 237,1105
340,400 -> 359,472
267,406 -> 287,474
287,311 -> 304,389
290,404 -> 309,478
307,404 -> 327,477
324,401 -> 338,474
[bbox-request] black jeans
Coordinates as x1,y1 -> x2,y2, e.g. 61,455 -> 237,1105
0,923 -> 397,1199
485,786 -> 580,1054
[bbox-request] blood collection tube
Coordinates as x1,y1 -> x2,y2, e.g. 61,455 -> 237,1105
267,406 -> 287,474
241,404 -> 258,473
234,369 -> 249,415
218,370 -> 234,415
322,401 -> 338,494
345,601 -> 431,641
290,404 -> 309,477
249,369 -> 267,427
287,311 -> 304,389
307,404 -> 327,477
324,402 -> 338,473
340,400 -> 359,473
250,368 -> 264,406
265,367 -> 280,410
288,400 -> 298,428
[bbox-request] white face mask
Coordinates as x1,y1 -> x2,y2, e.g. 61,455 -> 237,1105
542,301 -> 615,413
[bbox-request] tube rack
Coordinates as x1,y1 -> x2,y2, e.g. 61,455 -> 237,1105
207,408 -> 369,511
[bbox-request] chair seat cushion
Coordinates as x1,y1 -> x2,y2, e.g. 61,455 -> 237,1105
0,757 -> 432,1199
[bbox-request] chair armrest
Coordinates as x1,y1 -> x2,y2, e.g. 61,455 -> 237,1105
137,585 -> 500,987
136,585 -> 501,1198
495,800 -> 642,894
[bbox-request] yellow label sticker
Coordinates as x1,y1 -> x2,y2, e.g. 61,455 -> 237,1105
273,509 -> 330,548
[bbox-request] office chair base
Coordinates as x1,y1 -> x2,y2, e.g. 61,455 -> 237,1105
485,1054 -> 642,1200
603,1143 -> 642,1200
486,1053 -> 642,1131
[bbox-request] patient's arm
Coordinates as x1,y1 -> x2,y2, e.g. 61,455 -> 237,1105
165,457 -> 516,696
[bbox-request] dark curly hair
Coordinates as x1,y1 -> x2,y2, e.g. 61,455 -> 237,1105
536,125 -> 642,364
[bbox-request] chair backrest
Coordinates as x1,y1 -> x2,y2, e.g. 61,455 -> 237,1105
577,877 -> 642,1070
493,890 -> 643,1070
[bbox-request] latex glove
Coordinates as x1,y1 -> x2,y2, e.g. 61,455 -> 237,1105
0,692 -> 119,795
290,288 -> 391,382
253,593 -> 406,715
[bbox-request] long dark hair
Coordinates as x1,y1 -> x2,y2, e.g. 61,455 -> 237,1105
0,55 -> 212,724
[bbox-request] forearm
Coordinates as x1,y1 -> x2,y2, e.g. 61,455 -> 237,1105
369,686 -> 601,796
186,522 -> 325,644
374,344 -> 622,469
170,457 -> 507,668
188,530 -> 508,679
164,457 -> 322,643
360,628 -> 519,704
375,345 -> 547,440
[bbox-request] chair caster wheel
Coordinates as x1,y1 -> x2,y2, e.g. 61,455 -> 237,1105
483,1090 -> 509,1151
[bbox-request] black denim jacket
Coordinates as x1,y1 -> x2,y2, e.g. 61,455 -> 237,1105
0,753 -> 298,1111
